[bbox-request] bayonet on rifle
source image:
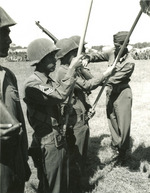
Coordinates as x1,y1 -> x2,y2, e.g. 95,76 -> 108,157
35,21 -> 58,44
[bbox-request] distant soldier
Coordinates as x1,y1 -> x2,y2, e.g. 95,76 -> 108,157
0,7 -> 31,193
23,38 -> 82,193
55,37 -> 114,192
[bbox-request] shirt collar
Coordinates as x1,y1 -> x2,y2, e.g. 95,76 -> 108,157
34,71 -> 55,84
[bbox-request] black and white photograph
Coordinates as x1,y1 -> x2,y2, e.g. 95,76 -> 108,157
0,0 -> 150,193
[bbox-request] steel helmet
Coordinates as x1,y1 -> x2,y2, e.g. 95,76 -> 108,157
27,38 -> 60,65
70,35 -> 87,46
55,38 -> 79,59
0,7 -> 16,28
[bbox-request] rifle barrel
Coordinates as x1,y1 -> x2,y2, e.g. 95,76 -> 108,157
35,21 -> 58,43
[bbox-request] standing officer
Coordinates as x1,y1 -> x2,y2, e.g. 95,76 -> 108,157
106,31 -> 135,164
85,31 -> 135,164
23,38 -> 82,193
0,7 -> 31,193
55,37 -> 114,192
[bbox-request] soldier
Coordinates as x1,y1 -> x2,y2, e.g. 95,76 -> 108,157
107,31 -> 135,164
85,31 -> 135,165
55,37 -> 114,192
0,7 -> 31,193
23,38 -> 82,193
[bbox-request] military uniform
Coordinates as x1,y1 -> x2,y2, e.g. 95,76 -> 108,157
56,62 -> 107,192
57,65 -> 106,153
55,36 -> 115,192
106,53 -> 135,155
0,66 -> 30,193
23,69 -> 76,193
56,49 -> 110,160
88,31 -> 135,161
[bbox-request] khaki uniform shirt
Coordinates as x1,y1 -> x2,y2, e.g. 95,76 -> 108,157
23,70 -> 75,137
0,66 -> 30,187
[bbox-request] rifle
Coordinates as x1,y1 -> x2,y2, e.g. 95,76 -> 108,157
35,21 -> 93,81
35,21 -> 58,44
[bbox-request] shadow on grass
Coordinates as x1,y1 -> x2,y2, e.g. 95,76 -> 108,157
83,135 -> 150,192
126,142 -> 150,171
26,135 -> 150,193
88,134 -> 111,166
82,134 -> 112,192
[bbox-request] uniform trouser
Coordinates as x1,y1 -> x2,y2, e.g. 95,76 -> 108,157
73,123 -> 89,169
0,140 -> 26,193
67,121 -> 89,171
67,121 -> 89,193
0,165 -> 25,193
106,87 -> 132,152
39,133 -> 67,193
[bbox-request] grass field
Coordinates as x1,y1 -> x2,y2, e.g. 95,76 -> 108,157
2,59 -> 150,193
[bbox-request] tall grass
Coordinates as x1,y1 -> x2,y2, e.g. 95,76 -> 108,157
2,60 -> 150,193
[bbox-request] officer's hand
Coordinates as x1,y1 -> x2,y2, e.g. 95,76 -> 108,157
0,123 -> 21,140
69,55 -> 83,69
87,108 -> 95,120
81,55 -> 90,67
82,59 -> 89,67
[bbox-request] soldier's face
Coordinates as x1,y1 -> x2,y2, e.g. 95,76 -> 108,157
0,27 -> 12,57
41,52 -> 57,73
114,44 -> 128,58
114,45 -> 120,57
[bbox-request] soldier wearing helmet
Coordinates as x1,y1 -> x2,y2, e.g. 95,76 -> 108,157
0,7 -> 31,193
23,38 -> 82,193
55,37 -> 114,192
69,35 -> 94,80
0,7 -> 16,57
69,35 -> 87,53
